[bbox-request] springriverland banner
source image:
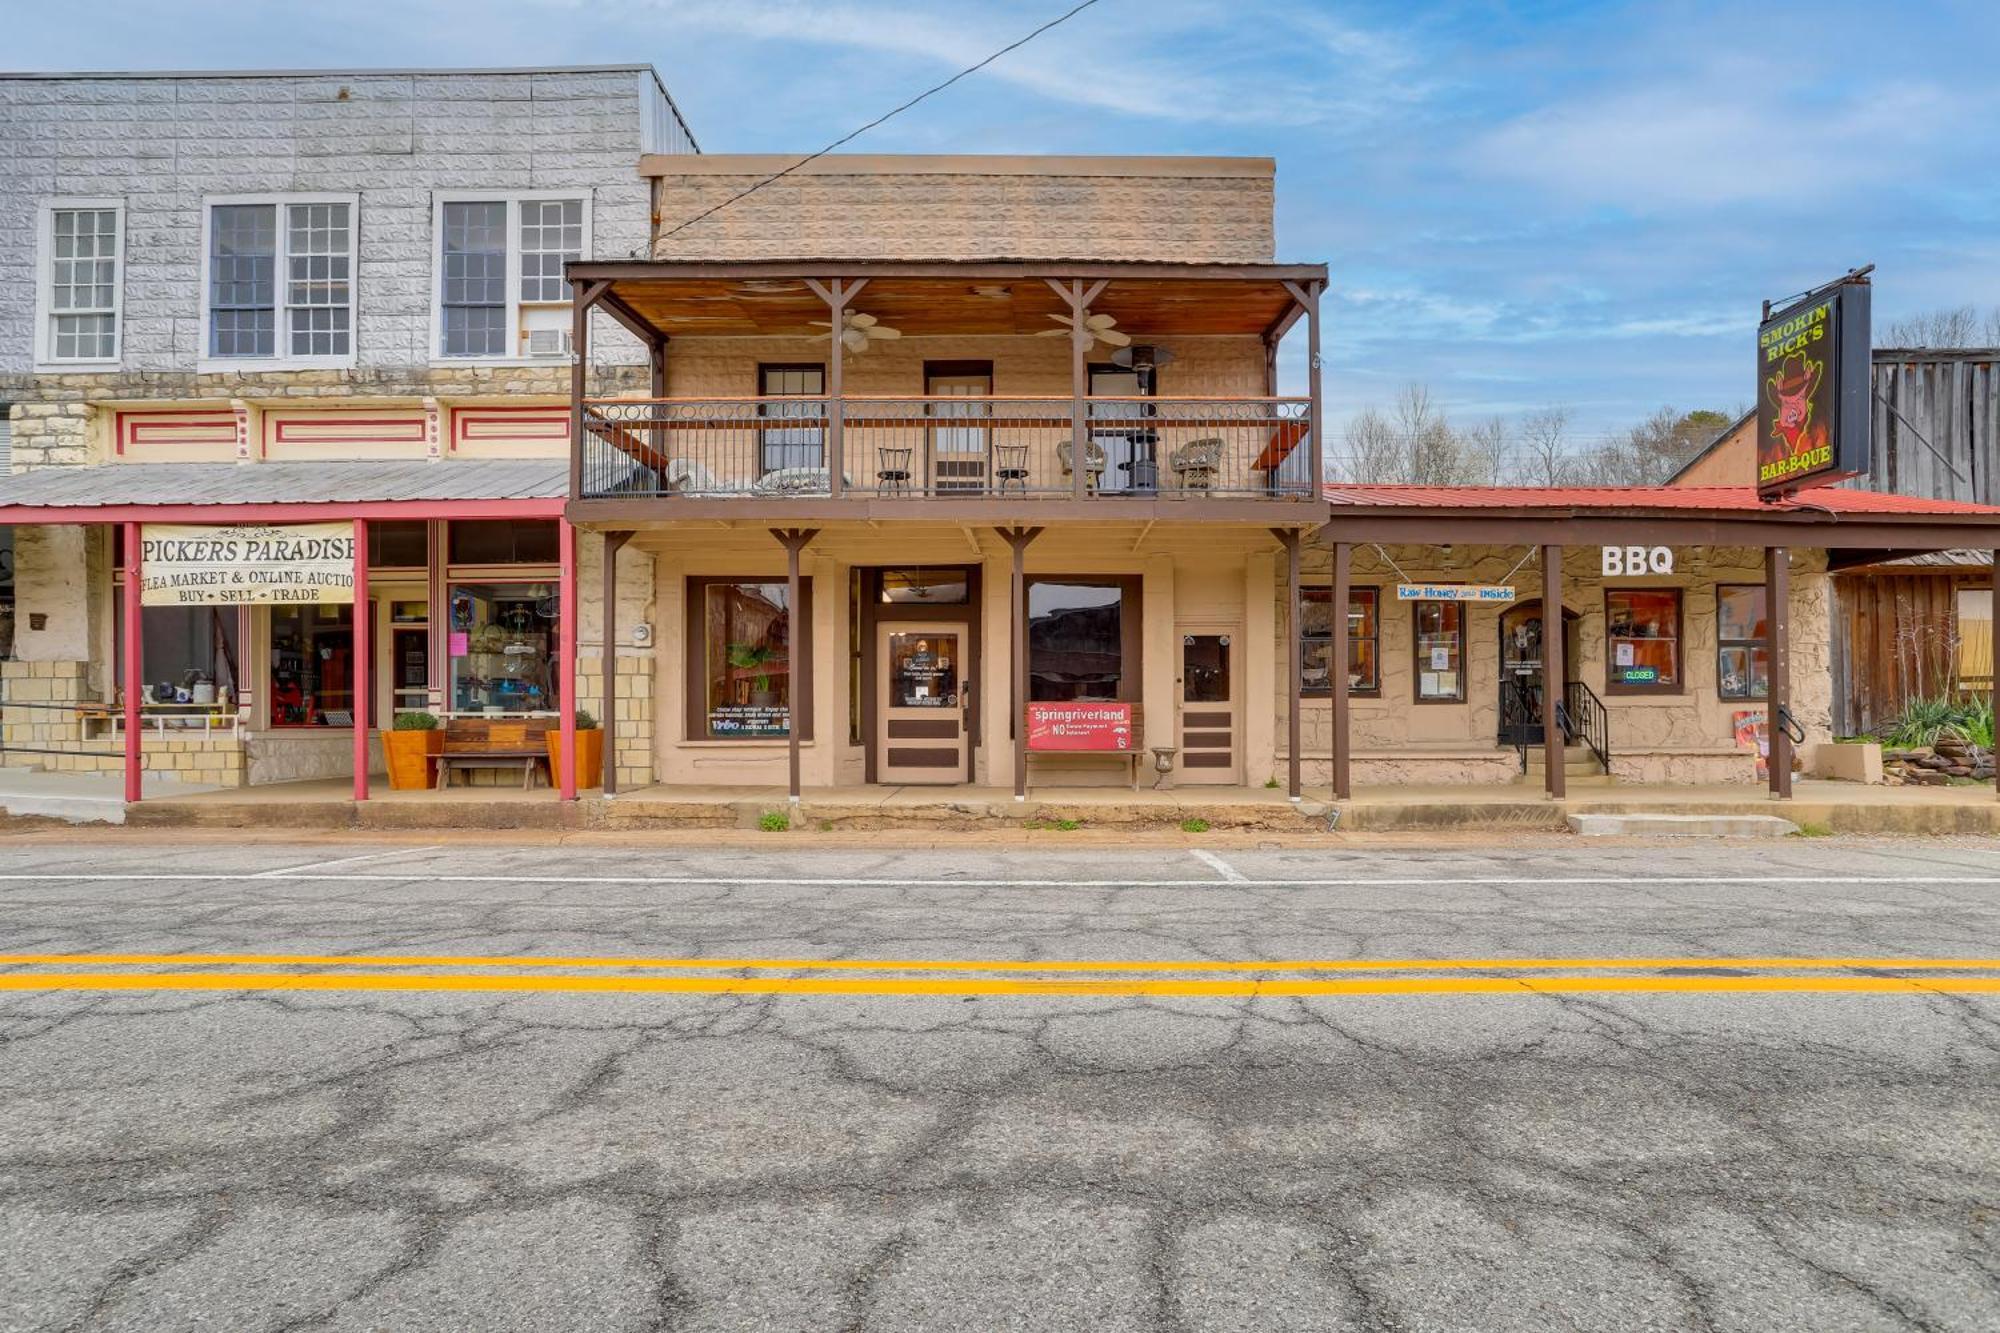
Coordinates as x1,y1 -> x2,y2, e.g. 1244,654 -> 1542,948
139,523 -> 357,606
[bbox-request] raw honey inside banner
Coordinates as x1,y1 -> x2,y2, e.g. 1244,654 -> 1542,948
138,523 -> 357,606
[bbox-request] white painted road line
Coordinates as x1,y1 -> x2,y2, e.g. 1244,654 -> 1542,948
250,846 -> 445,879
0,872 -> 1998,889
1190,849 -> 1247,882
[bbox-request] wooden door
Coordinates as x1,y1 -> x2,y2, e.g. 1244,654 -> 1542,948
926,367 -> 992,492
877,623 -> 969,784
1177,630 -> 1237,784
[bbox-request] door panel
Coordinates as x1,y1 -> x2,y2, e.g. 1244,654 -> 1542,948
878,624 -> 968,784
927,370 -> 992,492
1177,632 -> 1237,784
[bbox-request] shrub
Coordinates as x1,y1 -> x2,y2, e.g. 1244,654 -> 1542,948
1052,818 -> 1081,831
758,810 -> 790,832
1951,696 -> 1995,749
1180,817 -> 1211,833
574,709 -> 599,731
392,711 -> 439,731
1879,693 -> 1993,749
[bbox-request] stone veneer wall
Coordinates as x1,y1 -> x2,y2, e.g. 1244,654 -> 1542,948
647,155 -> 1275,262
0,660 -> 247,786
1272,544 -> 1833,787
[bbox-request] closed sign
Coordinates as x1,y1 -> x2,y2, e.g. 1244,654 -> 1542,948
1602,545 -> 1674,576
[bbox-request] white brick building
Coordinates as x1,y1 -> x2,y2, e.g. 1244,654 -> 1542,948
0,66 -> 694,788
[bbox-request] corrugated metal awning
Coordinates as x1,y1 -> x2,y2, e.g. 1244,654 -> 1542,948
0,459 -> 564,509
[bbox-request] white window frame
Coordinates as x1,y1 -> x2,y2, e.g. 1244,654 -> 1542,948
34,198 -> 125,370
196,193 -> 360,373
430,190 -> 592,364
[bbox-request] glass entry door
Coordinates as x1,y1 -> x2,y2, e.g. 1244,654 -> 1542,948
1177,630 -> 1237,784
877,623 -> 968,784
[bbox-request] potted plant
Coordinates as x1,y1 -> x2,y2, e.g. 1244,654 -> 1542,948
383,711 -> 442,790
545,709 -> 604,790
728,642 -> 781,707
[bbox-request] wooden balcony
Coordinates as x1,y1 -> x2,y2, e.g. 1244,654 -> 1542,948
578,394 -> 1314,508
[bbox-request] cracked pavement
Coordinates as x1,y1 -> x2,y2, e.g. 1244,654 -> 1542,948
0,836 -> 1997,1331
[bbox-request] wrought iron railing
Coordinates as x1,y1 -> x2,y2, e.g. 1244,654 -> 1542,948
1563,679 -> 1610,772
578,395 -> 1314,501
1499,677 -> 1612,775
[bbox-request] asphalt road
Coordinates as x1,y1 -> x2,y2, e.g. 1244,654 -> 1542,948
1,836 -> 1997,1332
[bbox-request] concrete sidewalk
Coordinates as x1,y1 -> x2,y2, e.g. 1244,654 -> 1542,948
0,767 -> 220,824
98,773 -> 2000,837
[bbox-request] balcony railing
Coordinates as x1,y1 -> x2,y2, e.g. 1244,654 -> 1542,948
579,396 -> 1315,502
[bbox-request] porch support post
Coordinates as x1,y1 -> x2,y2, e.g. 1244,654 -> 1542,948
1541,543 -> 1564,800
1273,527 -> 1303,800
804,278 -> 863,499
1768,545 -> 1792,800
568,279 -> 607,502
1284,280 -> 1327,496
353,518 -> 371,802
998,526 -> 1043,800
647,334 -> 669,472
1993,549 -> 1999,799
1329,532 -> 1351,800
122,522 -> 142,806
1048,278 -> 1107,502
558,519 -> 579,800
601,530 -> 633,797
773,528 -> 820,805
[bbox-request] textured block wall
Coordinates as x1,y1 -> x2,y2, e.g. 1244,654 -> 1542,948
0,69 -> 655,379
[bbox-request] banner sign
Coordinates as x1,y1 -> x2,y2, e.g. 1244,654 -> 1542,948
1756,274 -> 1871,496
1025,701 -> 1133,752
1395,584 -> 1517,604
139,522 -> 356,606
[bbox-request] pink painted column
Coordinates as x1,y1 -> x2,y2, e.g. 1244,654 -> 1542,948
558,519 -> 578,800
352,518 -> 370,802
122,523 -> 143,805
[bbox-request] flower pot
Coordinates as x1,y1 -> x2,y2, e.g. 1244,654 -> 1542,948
383,729 -> 443,791
545,728 -> 604,790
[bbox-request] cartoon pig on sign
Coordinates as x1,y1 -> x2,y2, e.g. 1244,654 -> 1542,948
1766,352 -> 1827,457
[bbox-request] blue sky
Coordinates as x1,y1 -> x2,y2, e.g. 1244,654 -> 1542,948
12,0 -> 1999,444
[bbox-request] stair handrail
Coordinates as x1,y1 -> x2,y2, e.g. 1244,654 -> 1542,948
1563,679 -> 1612,772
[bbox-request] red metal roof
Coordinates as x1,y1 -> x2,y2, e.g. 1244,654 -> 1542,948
1322,484 -> 2000,516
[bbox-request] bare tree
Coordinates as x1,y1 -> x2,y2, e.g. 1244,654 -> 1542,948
1339,407 -> 1406,483
1569,406 -> 1733,486
1460,416 -> 1508,485
1395,384 -> 1472,485
1518,405 -> 1574,486
1881,304 -> 2000,349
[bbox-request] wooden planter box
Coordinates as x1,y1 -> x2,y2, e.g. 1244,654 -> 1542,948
545,728 -> 604,790
383,729 -> 443,791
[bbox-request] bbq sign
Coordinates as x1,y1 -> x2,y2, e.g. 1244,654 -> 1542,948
139,522 -> 357,606
1756,274 -> 1871,497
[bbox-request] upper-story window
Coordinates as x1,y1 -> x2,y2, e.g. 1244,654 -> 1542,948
202,196 -> 357,366
36,200 -> 124,366
434,194 -> 589,360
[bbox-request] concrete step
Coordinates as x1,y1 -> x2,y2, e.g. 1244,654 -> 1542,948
1567,812 -> 1800,838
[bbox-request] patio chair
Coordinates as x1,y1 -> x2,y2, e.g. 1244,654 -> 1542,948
1169,437 -> 1224,494
993,444 -> 1031,496
1056,440 -> 1106,494
876,446 -> 914,495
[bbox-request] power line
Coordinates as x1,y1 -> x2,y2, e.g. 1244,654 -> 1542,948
657,0 -> 1106,244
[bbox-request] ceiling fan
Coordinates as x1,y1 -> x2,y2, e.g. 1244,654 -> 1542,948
811,310 -> 902,353
1038,310 -> 1132,350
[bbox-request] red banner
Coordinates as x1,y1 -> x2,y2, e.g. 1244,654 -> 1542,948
1026,702 -> 1133,752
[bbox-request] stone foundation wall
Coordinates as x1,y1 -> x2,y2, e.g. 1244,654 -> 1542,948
1,659 -> 247,785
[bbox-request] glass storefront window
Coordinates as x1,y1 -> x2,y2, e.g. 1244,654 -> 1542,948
703,581 -> 793,738
1028,580 -> 1125,701
447,582 -> 558,715
880,568 -> 970,604
888,632 -> 960,707
1717,586 -> 1768,701
114,602 -> 240,702
447,519 -> 558,565
368,520 -> 428,569
1413,600 -> 1465,702
1302,587 -> 1379,695
1607,589 -> 1682,692
270,604 -> 354,726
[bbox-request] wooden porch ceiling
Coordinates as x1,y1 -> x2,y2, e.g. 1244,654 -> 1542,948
570,261 -> 1325,340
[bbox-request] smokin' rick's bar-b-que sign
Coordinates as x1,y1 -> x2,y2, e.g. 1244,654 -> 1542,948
138,523 -> 357,606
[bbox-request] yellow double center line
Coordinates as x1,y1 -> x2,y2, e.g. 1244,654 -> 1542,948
0,953 -> 1995,999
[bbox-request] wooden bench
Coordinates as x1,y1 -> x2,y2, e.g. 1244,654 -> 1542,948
436,717 -> 556,789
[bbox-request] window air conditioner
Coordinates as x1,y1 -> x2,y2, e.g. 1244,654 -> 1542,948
525,327 -> 572,358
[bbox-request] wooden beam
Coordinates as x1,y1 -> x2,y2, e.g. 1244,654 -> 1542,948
1542,544 -> 1564,800
1768,546 -> 1792,800
1330,534 -> 1351,800
997,526 -> 1043,800
772,527 -> 820,805
1274,527 -> 1303,801
601,530 -> 633,797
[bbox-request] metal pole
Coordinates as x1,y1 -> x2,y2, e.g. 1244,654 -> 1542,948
1993,549 -> 1999,801
122,522 -> 142,806
601,530 -> 632,797
1768,546 -> 1792,799
558,519 -> 578,800
353,518 -> 370,802
1542,544 -> 1564,801
1330,536 -> 1351,800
